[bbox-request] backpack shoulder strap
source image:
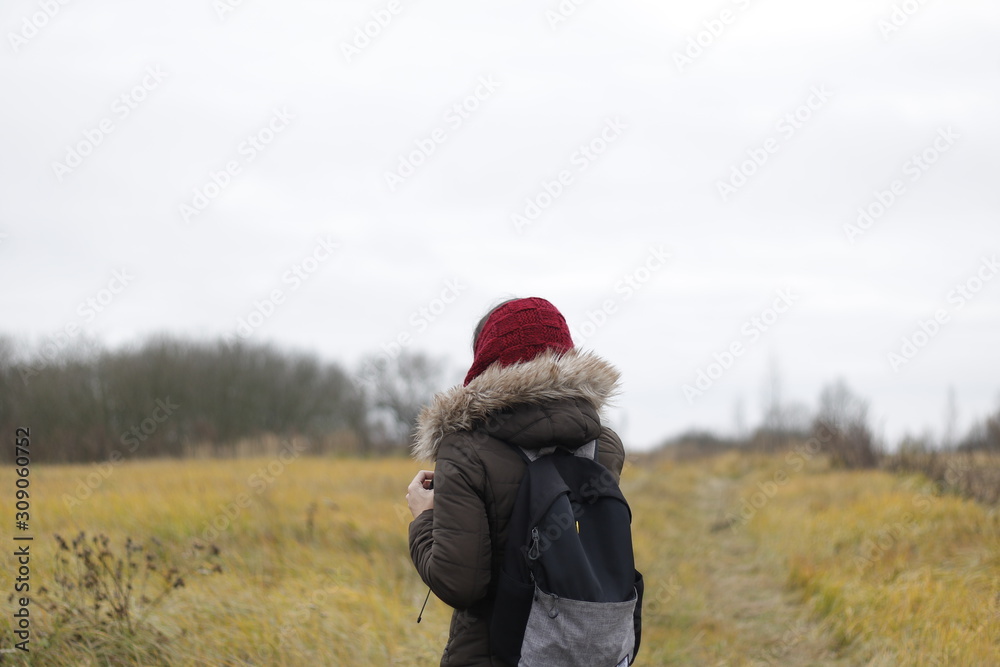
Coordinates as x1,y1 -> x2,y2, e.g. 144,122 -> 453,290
515,439 -> 599,463
510,445 -> 532,464
575,438 -> 598,461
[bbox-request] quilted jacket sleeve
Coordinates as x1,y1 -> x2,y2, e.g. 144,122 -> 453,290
408,435 -> 493,610
597,425 -> 626,482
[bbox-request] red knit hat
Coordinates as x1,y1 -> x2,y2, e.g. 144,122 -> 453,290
463,297 -> 574,386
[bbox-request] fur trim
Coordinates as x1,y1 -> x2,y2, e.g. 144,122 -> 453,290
412,349 -> 620,461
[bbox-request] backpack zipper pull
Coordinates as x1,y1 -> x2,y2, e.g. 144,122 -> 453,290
527,527 -> 541,561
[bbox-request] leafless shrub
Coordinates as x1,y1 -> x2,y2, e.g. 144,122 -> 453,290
33,532 -> 222,637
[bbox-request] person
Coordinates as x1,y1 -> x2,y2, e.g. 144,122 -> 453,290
406,296 -> 626,666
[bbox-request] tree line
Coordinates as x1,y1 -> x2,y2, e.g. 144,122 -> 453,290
662,375 -> 1000,505
2,335 -> 997,469
0,335 -> 443,464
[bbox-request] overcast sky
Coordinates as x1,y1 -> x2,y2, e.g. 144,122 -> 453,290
2,0 -> 998,451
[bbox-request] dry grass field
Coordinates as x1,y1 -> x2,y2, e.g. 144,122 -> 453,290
1,447 -> 998,665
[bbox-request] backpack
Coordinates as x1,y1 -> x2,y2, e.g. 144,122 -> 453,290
490,440 -> 643,666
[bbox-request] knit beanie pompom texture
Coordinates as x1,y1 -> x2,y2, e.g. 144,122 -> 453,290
463,297 -> 574,386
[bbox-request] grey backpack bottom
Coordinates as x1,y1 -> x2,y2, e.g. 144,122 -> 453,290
518,586 -> 638,667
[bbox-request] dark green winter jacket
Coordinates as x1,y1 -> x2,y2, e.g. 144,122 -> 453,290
409,349 -> 626,666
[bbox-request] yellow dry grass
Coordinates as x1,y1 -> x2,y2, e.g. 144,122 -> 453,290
729,452 -> 1000,665
0,450 -> 996,665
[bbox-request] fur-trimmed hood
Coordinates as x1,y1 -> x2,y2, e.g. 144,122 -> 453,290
412,349 -> 620,461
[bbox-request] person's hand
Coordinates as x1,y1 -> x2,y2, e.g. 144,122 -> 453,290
407,470 -> 435,518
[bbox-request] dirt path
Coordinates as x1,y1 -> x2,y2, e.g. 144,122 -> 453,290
685,475 -> 853,666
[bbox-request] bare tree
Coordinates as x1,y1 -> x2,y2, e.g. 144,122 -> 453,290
958,399 -> 1000,453
750,358 -> 810,451
942,386 -> 958,450
362,351 -> 444,451
760,356 -> 784,433
812,379 -> 879,468
732,396 -> 747,443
